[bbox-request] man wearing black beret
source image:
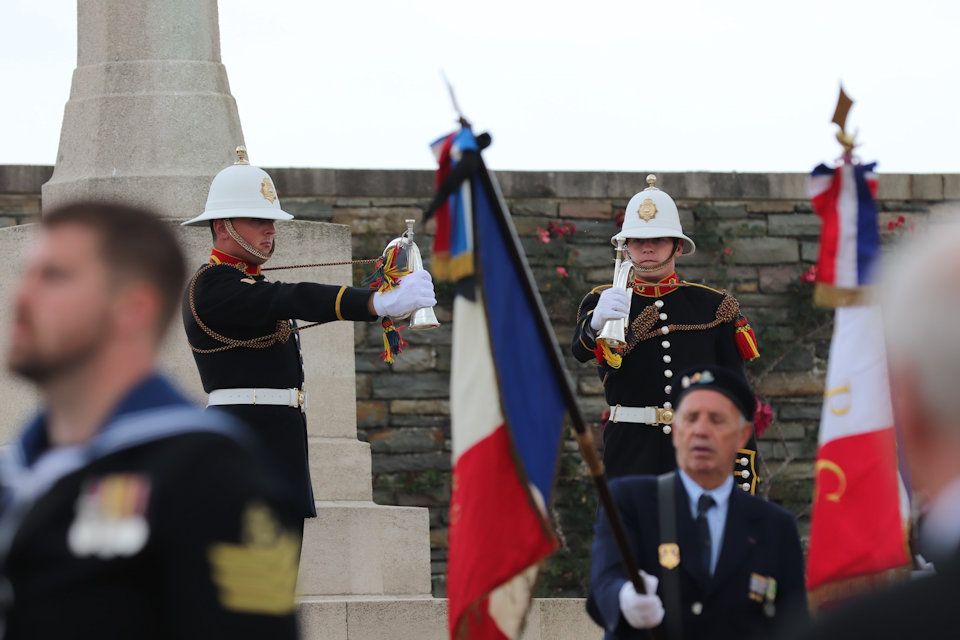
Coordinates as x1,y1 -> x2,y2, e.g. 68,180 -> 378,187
587,365 -> 808,640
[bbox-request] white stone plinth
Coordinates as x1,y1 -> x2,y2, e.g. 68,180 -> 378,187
298,503 -> 431,597
297,597 -> 602,640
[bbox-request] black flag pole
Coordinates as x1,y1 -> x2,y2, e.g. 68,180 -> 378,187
429,74 -> 663,629
470,143 -> 664,639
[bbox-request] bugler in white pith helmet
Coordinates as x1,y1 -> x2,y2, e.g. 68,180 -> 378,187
612,174 -> 696,255
181,146 -> 294,226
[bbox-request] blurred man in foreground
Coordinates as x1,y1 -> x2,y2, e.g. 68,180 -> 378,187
792,222 -> 960,638
0,202 -> 299,639
588,366 -> 806,639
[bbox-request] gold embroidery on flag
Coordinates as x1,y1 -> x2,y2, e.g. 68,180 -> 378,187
824,384 -> 852,416
814,459 -> 847,503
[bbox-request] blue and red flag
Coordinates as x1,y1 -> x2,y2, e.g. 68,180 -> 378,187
429,128 -> 568,639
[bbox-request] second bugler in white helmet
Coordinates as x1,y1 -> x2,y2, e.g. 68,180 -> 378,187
612,174 -> 695,255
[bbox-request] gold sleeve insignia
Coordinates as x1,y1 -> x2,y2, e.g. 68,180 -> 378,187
208,501 -> 300,615
240,277 -> 256,285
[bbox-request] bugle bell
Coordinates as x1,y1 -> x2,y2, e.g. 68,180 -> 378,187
383,219 -> 439,330
597,237 -> 633,349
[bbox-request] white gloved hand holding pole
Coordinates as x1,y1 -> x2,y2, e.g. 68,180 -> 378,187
618,571 -> 664,630
372,270 -> 437,318
590,287 -> 631,333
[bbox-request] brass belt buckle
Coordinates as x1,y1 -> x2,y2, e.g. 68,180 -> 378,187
656,407 -> 674,424
297,389 -> 307,409
611,404 -> 621,423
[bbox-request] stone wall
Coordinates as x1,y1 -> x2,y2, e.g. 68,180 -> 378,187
2,164 -> 957,596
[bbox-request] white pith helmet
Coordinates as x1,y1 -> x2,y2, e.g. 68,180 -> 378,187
611,174 -> 695,255
181,146 -> 294,226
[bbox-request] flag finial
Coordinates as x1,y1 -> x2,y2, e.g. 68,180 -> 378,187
832,86 -> 856,154
440,70 -> 472,130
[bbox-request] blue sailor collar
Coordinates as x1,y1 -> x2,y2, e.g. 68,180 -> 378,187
12,374 -> 246,470
0,374 -> 249,573
16,375 -> 187,468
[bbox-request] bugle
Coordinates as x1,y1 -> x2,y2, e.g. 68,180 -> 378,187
383,219 -> 440,329
597,237 -> 633,349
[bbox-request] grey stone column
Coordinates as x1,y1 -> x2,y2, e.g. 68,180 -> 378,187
41,0 -> 243,219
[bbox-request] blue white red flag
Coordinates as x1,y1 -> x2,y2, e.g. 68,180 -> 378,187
432,128 -> 567,639
806,159 -> 911,609
807,162 -> 881,306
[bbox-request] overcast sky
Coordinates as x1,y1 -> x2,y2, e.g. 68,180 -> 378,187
3,0 -> 958,174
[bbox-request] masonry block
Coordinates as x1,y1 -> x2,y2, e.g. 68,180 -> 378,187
298,502 -> 432,597
727,237 -> 799,264
767,213 -> 822,237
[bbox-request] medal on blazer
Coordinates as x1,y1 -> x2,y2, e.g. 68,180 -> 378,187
749,573 -> 778,617
658,543 -> 680,569
67,474 -> 151,559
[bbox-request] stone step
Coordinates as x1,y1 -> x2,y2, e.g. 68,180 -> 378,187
308,437 -> 373,501
298,596 -> 602,640
298,502 -> 432,597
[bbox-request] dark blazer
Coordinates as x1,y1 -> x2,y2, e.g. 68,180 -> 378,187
787,554 -> 960,640
571,281 -> 751,479
588,474 -> 808,640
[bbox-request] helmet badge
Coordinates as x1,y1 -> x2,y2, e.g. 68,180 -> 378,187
638,198 -> 658,221
260,178 -> 277,203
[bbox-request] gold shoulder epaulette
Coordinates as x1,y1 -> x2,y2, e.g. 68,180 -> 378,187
589,284 -> 613,295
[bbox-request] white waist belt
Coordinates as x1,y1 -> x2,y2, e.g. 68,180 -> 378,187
609,404 -> 674,425
208,388 -> 307,409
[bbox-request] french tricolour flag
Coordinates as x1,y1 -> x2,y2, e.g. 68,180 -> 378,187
433,128 -> 566,639
805,160 -> 910,609
808,162 -> 881,300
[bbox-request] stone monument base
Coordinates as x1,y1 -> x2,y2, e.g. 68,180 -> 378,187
299,597 -> 602,640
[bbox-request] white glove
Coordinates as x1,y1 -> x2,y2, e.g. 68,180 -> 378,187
590,287 -> 631,333
618,571 -> 664,630
372,270 -> 437,318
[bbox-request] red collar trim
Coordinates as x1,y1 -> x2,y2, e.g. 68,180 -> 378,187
209,249 -> 261,276
632,273 -> 679,297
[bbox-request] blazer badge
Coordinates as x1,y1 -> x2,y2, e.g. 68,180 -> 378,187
658,542 -> 680,570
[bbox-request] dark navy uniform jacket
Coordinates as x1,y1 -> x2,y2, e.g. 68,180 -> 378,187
183,251 -> 376,518
588,474 -> 808,640
0,375 -> 300,639
571,274 -> 756,481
